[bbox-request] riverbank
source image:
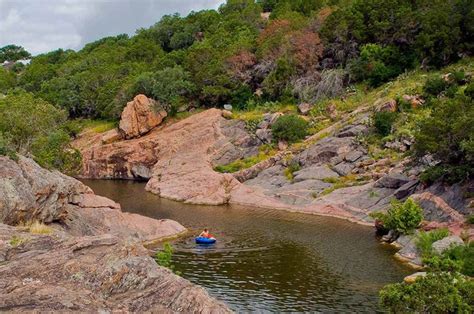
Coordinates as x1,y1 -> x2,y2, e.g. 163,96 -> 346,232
0,156 -> 229,312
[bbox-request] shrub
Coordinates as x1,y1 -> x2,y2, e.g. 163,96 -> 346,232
467,215 -> 474,225
373,111 -> 397,136
375,199 -> 423,234
423,76 -> 449,97
284,160 -> 301,181
0,132 -> 17,160
414,94 -> 474,177
27,221 -> 53,234
379,272 -> 474,313
416,228 -> 449,258
271,114 -> 308,143
155,242 -> 180,274
442,242 -> 474,277
31,130 -> 82,175
465,82 -> 474,99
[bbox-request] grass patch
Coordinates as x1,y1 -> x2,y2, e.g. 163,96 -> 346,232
284,161 -> 301,181
9,235 -> 27,247
23,220 -> 54,235
214,145 -> 277,173
320,174 -> 368,196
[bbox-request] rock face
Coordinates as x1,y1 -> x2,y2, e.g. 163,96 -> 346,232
0,225 -> 229,312
0,156 -> 229,312
75,107 -> 474,228
119,94 -> 167,139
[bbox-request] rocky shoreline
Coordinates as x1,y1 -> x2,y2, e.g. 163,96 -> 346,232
72,96 -> 473,271
0,155 -> 230,312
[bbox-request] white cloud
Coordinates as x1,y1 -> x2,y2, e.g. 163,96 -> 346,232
0,0 -> 223,56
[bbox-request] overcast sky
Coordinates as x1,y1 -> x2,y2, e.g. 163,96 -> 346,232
0,0 -> 223,56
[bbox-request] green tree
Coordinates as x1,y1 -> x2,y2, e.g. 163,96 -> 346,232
0,91 -> 67,153
0,45 -> 31,62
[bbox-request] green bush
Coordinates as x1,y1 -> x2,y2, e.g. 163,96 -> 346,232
465,82 -> 474,99
414,94 -> 474,182
373,111 -> 397,136
416,228 -> 449,258
271,114 -> 308,143
423,76 -> 449,97
0,132 -> 17,160
375,199 -> 423,234
442,242 -> 474,277
155,242 -> 180,275
379,272 -> 474,313
31,130 -> 82,175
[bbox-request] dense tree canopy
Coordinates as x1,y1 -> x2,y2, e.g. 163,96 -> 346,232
0,45 -> 31,63
0,0 -> 471,119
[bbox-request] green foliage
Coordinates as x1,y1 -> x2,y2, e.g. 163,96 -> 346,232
31,130 -> 82,175
375,198 -> 423,234
414,94 -> 474,180
350,44 -> 408,87
155,242 -> 180,274
373,111 -> 397,136
465,82 -> 474,99
0,133 -> 16,160
423,76 -> 449,97
467,215 -> 474,225
424,242 -> 474,277
379,272 -> 474,313
0,45 -> 31,62
0,91 -> 67,153
272,114 -> 308,143
214,145 -> 277,173
0,68 -> 16,93
416,228 -> 449,258
284,160 -> 301,181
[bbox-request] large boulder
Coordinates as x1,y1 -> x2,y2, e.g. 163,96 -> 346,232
119,95 -> 167,139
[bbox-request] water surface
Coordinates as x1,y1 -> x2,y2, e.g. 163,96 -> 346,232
82,180 -> 411,312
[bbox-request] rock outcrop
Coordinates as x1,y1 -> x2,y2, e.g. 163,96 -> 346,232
0,156 -> 229,312
119,94 -> 167,139
74,107 -> 474,227
0,225 -> 229,312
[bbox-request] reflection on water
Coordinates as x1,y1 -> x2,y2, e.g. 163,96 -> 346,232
81,179 -> 411,312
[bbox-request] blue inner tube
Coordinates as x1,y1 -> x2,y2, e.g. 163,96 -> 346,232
195,237 -> 216,244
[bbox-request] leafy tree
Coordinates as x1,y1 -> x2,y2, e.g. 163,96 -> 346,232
0,45 -> 31,62
414,94 -> 474,176
0,68 -> 16,93
151,66 -> 195,107
0,91 -> 67,153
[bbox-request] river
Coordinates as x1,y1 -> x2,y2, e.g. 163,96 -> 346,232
82,179 -> 411,312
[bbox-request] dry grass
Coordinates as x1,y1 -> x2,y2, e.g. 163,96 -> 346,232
23,220 -> 54,235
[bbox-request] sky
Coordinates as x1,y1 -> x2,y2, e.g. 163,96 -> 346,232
0,0 -> 223,56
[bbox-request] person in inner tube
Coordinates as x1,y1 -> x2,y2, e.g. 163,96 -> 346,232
199,228 -> 213,238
